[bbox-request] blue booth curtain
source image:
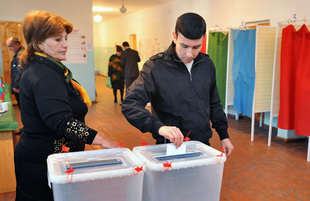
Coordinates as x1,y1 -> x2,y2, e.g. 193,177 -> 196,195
232,29 -> 256,117
207,32 -> 229,108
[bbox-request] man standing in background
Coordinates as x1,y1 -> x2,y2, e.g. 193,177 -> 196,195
6,37 -> 24,135
6,37 -> 24,108
121,41 -> 141,91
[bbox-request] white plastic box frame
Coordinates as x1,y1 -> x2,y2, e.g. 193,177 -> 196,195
47,148 -> 144,201
133,141 -> 226,201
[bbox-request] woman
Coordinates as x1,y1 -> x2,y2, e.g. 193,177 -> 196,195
15,11 -> 118,201
108,45 -> 124,103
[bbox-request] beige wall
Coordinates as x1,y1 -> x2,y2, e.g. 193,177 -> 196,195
94,0 -> 310,75
0,0 -> 96,100
0,0 -> 93,39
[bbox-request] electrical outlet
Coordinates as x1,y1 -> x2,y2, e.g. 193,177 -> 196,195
293,13 -> 297,22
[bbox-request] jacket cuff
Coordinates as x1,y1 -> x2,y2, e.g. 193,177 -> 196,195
217,129 -> 229,140
151,120 -> 165,140
86,129 -> 98,144
64,118 -> 98,144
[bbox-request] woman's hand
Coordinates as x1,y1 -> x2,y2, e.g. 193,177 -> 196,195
92,133 -> 119,149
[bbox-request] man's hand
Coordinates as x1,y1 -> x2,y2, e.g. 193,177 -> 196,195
13,88 -> 20,93
158,126 -> 184,148
221,138 -> 234,156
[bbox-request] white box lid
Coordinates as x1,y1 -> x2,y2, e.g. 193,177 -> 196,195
132,141 -> 226,171
47,148 -> 144,185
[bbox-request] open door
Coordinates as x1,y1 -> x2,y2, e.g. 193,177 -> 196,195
129,34 -> 137,50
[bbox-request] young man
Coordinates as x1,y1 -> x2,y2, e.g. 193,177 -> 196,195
122,13 -> 234,156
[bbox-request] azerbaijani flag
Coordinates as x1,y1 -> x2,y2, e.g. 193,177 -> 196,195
0,92 -> 5,101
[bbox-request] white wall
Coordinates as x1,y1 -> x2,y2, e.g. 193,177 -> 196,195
94,0 -> 310,75
0,0 -> 96,101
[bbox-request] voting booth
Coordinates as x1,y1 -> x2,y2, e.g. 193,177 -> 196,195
47,148 -> 144,201
133,141 -> 226,201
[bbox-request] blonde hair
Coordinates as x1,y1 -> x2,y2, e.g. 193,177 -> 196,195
20,11 -> 73,67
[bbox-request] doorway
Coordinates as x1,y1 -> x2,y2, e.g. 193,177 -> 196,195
0,21 -> 25,83
129,34 -> 137,50
0,21 -> 25,105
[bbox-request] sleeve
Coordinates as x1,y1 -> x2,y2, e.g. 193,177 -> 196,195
208,60 -> 229,140
13,65 -> 23,89
62,118 -> 97,144
137,51 -> 141,63
121,61 -> 164,138
33,73 -> 97,144
121,52 -> 126,67
108,55 -> 113,77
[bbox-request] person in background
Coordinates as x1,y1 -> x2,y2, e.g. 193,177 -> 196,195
108,45 -> 124,103
122,12 -> 234,156
15,10 -> 118,201
6,37 -> 25,135
6,37 -> 24,108
121,41 -> 141,91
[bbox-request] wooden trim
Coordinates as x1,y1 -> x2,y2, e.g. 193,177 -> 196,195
0,131 -> 16,193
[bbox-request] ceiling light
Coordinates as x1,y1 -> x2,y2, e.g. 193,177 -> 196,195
94,15 -> 102,22
92,7 -> 114,12
120,0 -> 127,14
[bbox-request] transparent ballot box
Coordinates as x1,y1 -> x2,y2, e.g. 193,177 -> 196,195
47,148 -> 144,201
132,141 -> 226,201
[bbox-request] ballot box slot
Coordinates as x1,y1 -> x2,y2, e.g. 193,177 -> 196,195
155,152 -> 203,161
66,159 -> 123,170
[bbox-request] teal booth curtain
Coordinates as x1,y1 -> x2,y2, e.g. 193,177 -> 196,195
232,29 -> 256,117
207,32 -> 229,108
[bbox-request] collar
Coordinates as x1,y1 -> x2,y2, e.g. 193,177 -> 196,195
14,46 -> 24,57
166,41 -> 205,66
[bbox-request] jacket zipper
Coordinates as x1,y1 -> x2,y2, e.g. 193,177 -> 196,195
190,57 -> 204,81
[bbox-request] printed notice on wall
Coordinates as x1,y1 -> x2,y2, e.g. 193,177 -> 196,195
139,38 -> 161,61
86,40 -> 94,51
64,30 -> 87,64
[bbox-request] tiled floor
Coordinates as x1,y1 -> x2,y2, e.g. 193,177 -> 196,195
1,75 -> 309,201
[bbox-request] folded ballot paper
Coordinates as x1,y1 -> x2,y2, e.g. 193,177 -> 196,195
166,143 -> 186,156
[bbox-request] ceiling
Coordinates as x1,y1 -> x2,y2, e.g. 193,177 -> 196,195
92,0 -> 175,21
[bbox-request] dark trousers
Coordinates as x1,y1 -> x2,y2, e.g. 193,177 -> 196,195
14,93 -> 20,109
113,88 -> 124,102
